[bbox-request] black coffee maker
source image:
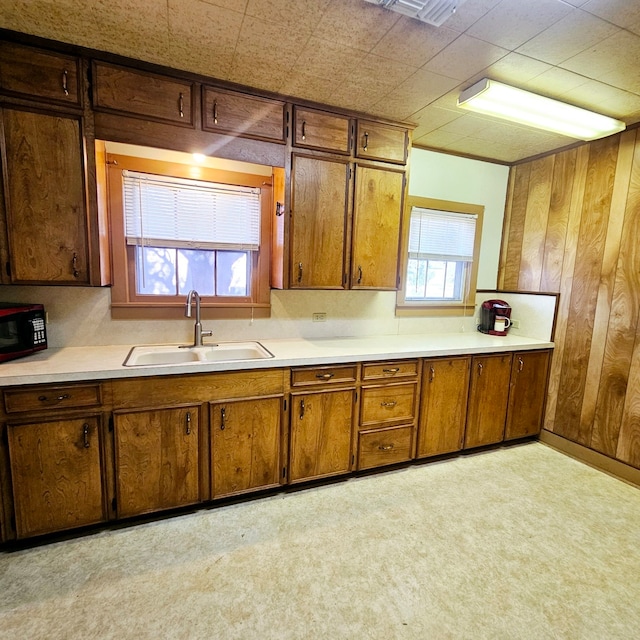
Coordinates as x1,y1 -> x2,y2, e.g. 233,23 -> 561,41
478,299 -> 512,336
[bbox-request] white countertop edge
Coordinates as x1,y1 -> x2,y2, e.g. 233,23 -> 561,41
0,333 -> 554,387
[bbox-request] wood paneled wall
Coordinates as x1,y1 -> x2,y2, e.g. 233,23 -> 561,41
499,129 -> 640,470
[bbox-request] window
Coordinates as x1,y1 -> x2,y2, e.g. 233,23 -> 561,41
397,196 -> 483,315
106,153 -> 275,319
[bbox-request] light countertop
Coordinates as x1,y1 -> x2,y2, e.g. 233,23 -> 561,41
0,332 -> 554,387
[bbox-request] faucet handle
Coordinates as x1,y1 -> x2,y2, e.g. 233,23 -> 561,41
202,330 -> 213,339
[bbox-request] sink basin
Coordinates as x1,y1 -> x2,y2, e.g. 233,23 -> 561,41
124,342 -> 274,367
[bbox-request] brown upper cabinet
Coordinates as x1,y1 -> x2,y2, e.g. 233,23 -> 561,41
202,86 -> 285,143
355,120 -> 408,165
0,41 -> 81,107
292,106 -> 351,154
92,61 -> 195,126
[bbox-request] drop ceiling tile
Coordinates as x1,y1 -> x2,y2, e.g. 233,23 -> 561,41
582,0 -> 640,36
439,113 -> 493,136
478,52 -> 552,86
516,10 -> 620,65
370,17 -> 458,67
245,0 -> 331,31
424,34 -> 508,81
228,57 -> 293,93
409,105 -> 464,134
466,0 -> 573,50
279,73 -> 342,104
523,67 -> 590,96
352,53 -> 419,88
293,38 -> 365,83
560,30 -> 640,94
199,0 -> 249,11
443,0 -> 503,33
314,0 -> 400,53
559,80 -> 640,120
412,129 -> 466,149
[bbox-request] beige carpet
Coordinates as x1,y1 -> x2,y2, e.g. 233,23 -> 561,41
1,442 -> 639,639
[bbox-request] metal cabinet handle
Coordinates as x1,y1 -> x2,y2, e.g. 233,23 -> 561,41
213,99 -> 218,124
83,423 -> 90,448
38,393 -> 70,404
363,131 -> 369,151
315,373 -> 334,380
357,265 -> 363,284
380,400 -> 397,407
383,367 -> 400,374
179,92 -> 184,118
62,69 -> 69,96
298,262 -> 303,283
477,362 -> 484,376
518,357 -> 524,372
72,252 -> 80,278
299,399 -> 305,420
185,411 -> 191,435
378,444 -> 394,451
220,407 -> 226,430
429,365 -> 435,382
301,120 -> 306,141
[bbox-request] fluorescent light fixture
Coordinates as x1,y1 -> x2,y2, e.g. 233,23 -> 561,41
457,78 -> 626,141
364,0 -> 465,27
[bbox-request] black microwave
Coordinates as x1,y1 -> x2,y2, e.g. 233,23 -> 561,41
0,303 -> 47,363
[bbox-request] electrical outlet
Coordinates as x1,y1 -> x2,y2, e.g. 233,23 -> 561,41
511,319 -> 520,329
312,312 -> 327,322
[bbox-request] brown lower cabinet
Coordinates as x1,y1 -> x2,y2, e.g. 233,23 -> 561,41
7,416 -> 106,538
464,353 -> 514,448
0,350 -> 552,541
113,405 -> 201,518
210,396 -> 283,498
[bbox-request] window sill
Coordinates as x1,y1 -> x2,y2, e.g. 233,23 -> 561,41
111,302 -> 271,320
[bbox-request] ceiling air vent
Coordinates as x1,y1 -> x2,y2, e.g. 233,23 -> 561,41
364,0 -> 465,27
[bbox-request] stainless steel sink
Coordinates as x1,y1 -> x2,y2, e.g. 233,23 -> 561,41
124,342 -> 274,367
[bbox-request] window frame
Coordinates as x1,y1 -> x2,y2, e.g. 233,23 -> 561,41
107,154 -> 273,320
396,195 -> 484,316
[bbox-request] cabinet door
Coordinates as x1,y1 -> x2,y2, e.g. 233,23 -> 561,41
417,357 -> 471,458
351,164 -> 404,289
290,154 -> 350,288
7,417 -> 105,538
292,106 -> 351,154
355,120 -> 408,164
211,396 -> 282,498
202,87 -> 285,142
92,61 -> 194,126
464,353 -> 513,449
0,41 -> 80,106
505,350 -> 551,440
114,406 -> 200,518
289,389 -> 354,483
1,107 -> 89,283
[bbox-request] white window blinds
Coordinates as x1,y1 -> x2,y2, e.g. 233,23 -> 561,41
122,170 -> 261,251
408,207 -> 477,262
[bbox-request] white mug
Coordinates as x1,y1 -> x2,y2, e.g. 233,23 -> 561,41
494,316 -> 511,332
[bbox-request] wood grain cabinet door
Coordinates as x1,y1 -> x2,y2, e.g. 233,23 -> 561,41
1,107 -> 89,283
210,396 -> 282,499
505,350 -> 551,440
355,120 -> 408,165
351,164 -> 404,290
417,357 -> 471,457
290,154 -> 350,288
202,87 -> 285,142
464,353 -> 513,449
114,406 -> 200,518
292,106 -> 351,154
289,389 -> 354,483
7,417 -> 105,538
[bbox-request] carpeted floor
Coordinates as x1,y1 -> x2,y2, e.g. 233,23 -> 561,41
1,442 -> 639,639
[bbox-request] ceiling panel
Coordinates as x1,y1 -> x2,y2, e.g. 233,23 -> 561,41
2,0 -> 640,163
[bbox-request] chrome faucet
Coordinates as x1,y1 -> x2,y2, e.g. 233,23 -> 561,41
185,290 -> 213,347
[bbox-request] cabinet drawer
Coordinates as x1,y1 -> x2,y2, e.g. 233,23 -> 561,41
4,383 -> 102,414
291,365 -> 357,387
202,87 -> 285,142
292,106 -> 351,154
362,360 -> 418,381
355,120 -> 408,164
0,42 -> 80,106
92,61 -> 194,126
360,382 -> 416,427
358,425 -> 413,470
